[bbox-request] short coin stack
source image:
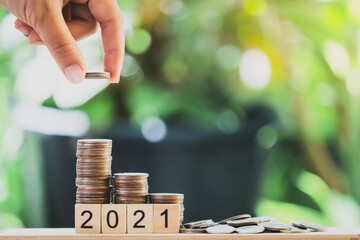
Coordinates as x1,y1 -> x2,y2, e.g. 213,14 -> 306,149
149,193 -> 185,225
75,139 -> 112,204
113,173 -> 149,204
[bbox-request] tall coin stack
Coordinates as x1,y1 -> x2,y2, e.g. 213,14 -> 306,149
75,139 -> 112,204
149,193 -> 185,225
113,173 -> 149,204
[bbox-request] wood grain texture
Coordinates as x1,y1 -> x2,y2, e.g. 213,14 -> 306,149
0,227 -> 360,240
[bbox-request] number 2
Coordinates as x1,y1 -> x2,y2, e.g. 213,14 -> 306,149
133,210 -> 145,228
160,209 -> 168,228
81,210 -> 93,229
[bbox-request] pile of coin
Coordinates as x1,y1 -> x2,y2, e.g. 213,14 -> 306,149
75,139 -> 112,204
149,193 -> 185,225
181,215 -> 327,234
113,173 -> 149,204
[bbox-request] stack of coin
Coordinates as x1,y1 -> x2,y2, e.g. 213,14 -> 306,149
75,139 -> 112,204
149,193 -> 185,225
113,173 -> 149,204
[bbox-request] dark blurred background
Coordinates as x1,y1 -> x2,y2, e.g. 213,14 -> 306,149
1,0 -> 360,229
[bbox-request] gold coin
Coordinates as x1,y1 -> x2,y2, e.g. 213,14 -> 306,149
76,197 -> 110,201
280,227 -> 311,233
291,221 -> 326,232
77,186 -> 112,190
236,225 -> 265,234
183,219 -> 216,228
114,199 -> 147,204
114,195 -> 148,200
180,228 -> 206,233
77,144 -> 112,149
77,139 -> 112,144
85,72 -> 111,79
227,217 -> 261,227
113,172 -> 149,178
77,156 -> 112,161
219,214 -> 251,224
76,200 -> 110,204
259,222 -> 292,231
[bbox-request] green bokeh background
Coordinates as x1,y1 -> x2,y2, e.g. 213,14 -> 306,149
1,0 -> 360,228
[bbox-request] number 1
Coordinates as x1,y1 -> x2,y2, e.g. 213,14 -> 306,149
161,209 -> 168,228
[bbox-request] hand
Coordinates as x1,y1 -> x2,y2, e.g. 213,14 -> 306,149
0,0 -> 125,84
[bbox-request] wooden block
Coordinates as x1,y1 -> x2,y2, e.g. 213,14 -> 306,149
101,204 -> 127,234
127,204 -> 154,234
153,204 -> 180,233
75,204 -> 101,234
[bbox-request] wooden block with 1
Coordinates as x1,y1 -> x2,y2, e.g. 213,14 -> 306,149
153,204 -> 180,233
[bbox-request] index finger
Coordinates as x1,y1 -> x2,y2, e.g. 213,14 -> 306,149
87,0 -> 125,83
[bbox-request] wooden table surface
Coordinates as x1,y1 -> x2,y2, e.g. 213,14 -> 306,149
0,227 -> 360,240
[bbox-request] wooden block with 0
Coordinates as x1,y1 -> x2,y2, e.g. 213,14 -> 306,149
101,204 -> 127,234
127,204 -> 154,234
75,204 -> 101,234
153,204 -> 180,233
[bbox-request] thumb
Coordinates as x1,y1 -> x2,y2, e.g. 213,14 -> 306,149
34,8 -> 86,84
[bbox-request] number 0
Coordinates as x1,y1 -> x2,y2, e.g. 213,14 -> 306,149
107,210 -> 119,228
161,209 -> 168,228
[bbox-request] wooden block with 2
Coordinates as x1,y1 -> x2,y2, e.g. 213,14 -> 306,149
75,203 -> 180,234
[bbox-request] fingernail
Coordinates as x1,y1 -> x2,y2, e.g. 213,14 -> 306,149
64,64 -> 84,84
17,26 -> 30,36
28,40 -> 42,46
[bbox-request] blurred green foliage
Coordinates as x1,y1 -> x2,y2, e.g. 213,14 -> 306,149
1,0 -> 360,227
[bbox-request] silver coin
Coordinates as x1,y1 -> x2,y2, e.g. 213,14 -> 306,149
291,221 -> 326,232
259,222 -> 292,231
206,225 -> 235,234
236,225 -> 265,234
281,226 -> 311,233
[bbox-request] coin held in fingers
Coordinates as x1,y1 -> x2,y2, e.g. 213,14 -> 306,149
85,72 -> 111,79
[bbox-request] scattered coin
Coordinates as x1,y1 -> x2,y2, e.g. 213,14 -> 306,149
259,222 -> 292,231
227,217 -> 262,227
280,227 -> 311,233
291,221 -> 307,229
183,219 -> 216,228
236,225 -> 265,234
85,72 -> 111,79
219,214 -> 251,224
253,216 -> 276,223
291,221 -> 326,232
180,228 -> 206,233
206,225 -> 235,234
